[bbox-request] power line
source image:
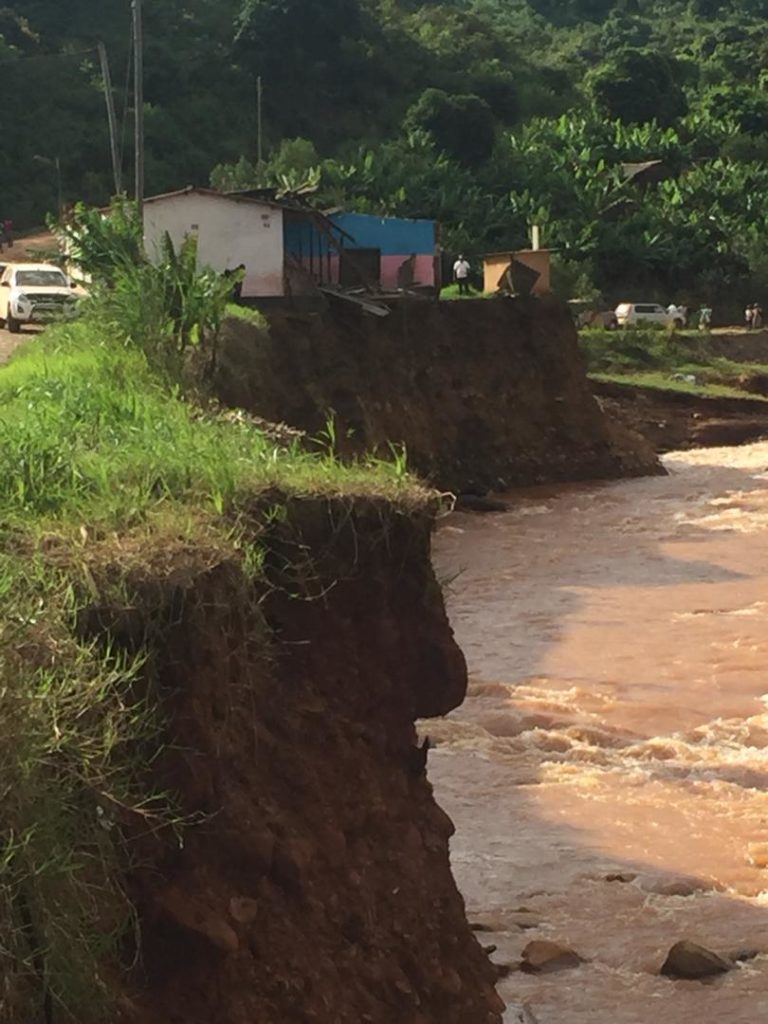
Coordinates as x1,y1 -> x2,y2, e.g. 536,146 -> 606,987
118,28 -> 134,180
98,42 -> 122,195
133,0 -> 144,218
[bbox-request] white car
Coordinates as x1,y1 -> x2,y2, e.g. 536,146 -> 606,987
0,263 -> 84,333
615,302 -> 681,328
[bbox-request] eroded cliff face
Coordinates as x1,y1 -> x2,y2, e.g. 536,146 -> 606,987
110,500 -> 503,1023
214,298 -> 660,494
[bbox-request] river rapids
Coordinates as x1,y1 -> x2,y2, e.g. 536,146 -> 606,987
430,442 -> 768,1023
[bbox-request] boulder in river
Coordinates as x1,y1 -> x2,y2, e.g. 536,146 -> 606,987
520,939 -> 585,974
635,873 -> 720,897
730,948 -> 761,963
504,1003 -> 540,1023
660,940 -> 734,979
455,494 -> 511,513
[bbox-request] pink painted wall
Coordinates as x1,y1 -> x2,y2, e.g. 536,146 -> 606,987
381,254 -> 435,289
293,252 -> 435,289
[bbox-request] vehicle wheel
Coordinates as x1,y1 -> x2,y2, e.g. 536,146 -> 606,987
6,312 -> 20,334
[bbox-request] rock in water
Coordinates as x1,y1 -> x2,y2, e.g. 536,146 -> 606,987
520,939 -> 585,974
455,494 -> 510,513
730,948 -> 761,963
660,941 -> 733,979
504,1003 -> 540,1024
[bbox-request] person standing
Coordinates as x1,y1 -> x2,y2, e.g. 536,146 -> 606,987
698,304 -> 712,330
754,303 -> 764,330
746,304 -> 755,329
453,254 -> 471,296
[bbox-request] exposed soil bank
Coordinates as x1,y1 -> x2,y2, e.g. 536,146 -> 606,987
97,499 -> 502,1023
682,330 -> 768,363
214,298 -> 659,493
594,378 -> 768,452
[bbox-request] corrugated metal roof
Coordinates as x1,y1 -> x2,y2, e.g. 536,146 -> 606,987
143,186 -> 286,211
621,160 -> 665,180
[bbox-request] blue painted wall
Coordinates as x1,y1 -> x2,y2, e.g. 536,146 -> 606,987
329,213 -> 436,255
284,218 -> 337,258
284,212 -> 436,260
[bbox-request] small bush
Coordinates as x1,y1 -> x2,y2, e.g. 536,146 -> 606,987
579,326 -> 689,373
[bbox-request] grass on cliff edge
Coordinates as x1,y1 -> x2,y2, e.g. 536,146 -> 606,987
0,318 -> 432,1022
580,327 -> 768,400
0,321 -> 429,531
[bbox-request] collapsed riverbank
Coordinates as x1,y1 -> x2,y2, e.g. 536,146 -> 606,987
0,326 -> 502,1023
214,297 -> 660,494
582,327 -> 768,451
594,378 -> 768,451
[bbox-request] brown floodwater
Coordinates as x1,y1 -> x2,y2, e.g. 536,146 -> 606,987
429,443 -> 768,1023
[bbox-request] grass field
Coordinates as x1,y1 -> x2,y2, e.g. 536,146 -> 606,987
580,327 -> 768,400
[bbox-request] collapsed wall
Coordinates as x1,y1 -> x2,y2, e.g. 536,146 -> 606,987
96,499 -> 503,1023
214,297 -> 660,493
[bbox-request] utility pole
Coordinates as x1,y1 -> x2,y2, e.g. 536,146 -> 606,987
257,75 -> 264,168
55,156 -> 62,217
132,0 -> 145,221
97,42 -> 122,195
33,155 -> 62,218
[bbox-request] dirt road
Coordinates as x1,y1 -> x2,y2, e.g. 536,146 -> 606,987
0,325 -> 41,364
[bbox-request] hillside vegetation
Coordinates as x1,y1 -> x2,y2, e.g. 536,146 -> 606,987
5,0 -> 768,305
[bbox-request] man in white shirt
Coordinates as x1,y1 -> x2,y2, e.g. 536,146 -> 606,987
453,254 -> 471,295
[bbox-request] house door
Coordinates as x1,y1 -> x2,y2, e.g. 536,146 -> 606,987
339,248 -> 381,288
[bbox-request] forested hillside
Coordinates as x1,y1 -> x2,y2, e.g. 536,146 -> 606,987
5,0 -> 768,304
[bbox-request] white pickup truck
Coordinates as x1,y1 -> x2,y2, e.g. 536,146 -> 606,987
0,262 -> 84,333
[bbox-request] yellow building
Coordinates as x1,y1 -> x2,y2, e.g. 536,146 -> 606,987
483,248 -> 552,297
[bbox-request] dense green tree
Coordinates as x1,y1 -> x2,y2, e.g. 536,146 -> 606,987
589,48 -> 689,125
405,88 -> 497,165
705,86 -> 768,135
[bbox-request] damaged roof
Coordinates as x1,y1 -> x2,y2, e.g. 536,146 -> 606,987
143,186 -> 287,211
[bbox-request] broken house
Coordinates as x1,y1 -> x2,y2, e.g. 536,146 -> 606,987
143,188 -> 440,304
283,211 -> 440,293
620,160 -> 674,187
143,187 -> 291,300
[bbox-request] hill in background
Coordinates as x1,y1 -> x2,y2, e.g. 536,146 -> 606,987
5,0 -> 768,306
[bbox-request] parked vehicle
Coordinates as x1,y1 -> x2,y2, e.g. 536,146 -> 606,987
568,300 -> 618,330
614,302 -> 681,328
0,263 -> 84,333
579,309 -> 619,329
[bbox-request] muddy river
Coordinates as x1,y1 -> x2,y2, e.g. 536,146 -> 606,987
430,442 -> 768,1023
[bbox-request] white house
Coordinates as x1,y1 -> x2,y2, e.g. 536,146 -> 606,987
143,187 -> 285,298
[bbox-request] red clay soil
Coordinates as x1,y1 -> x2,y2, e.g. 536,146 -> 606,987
214,297 -> 660,494
593,378 -> 768,452
100,500 -> 504,1024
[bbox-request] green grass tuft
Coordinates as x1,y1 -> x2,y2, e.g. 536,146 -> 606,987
0,314 -> 432,1020
0,322 -> 428,533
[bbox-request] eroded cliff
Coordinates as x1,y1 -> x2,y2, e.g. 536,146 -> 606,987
96,499 -> 505,1023
214,297 -> 660,493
